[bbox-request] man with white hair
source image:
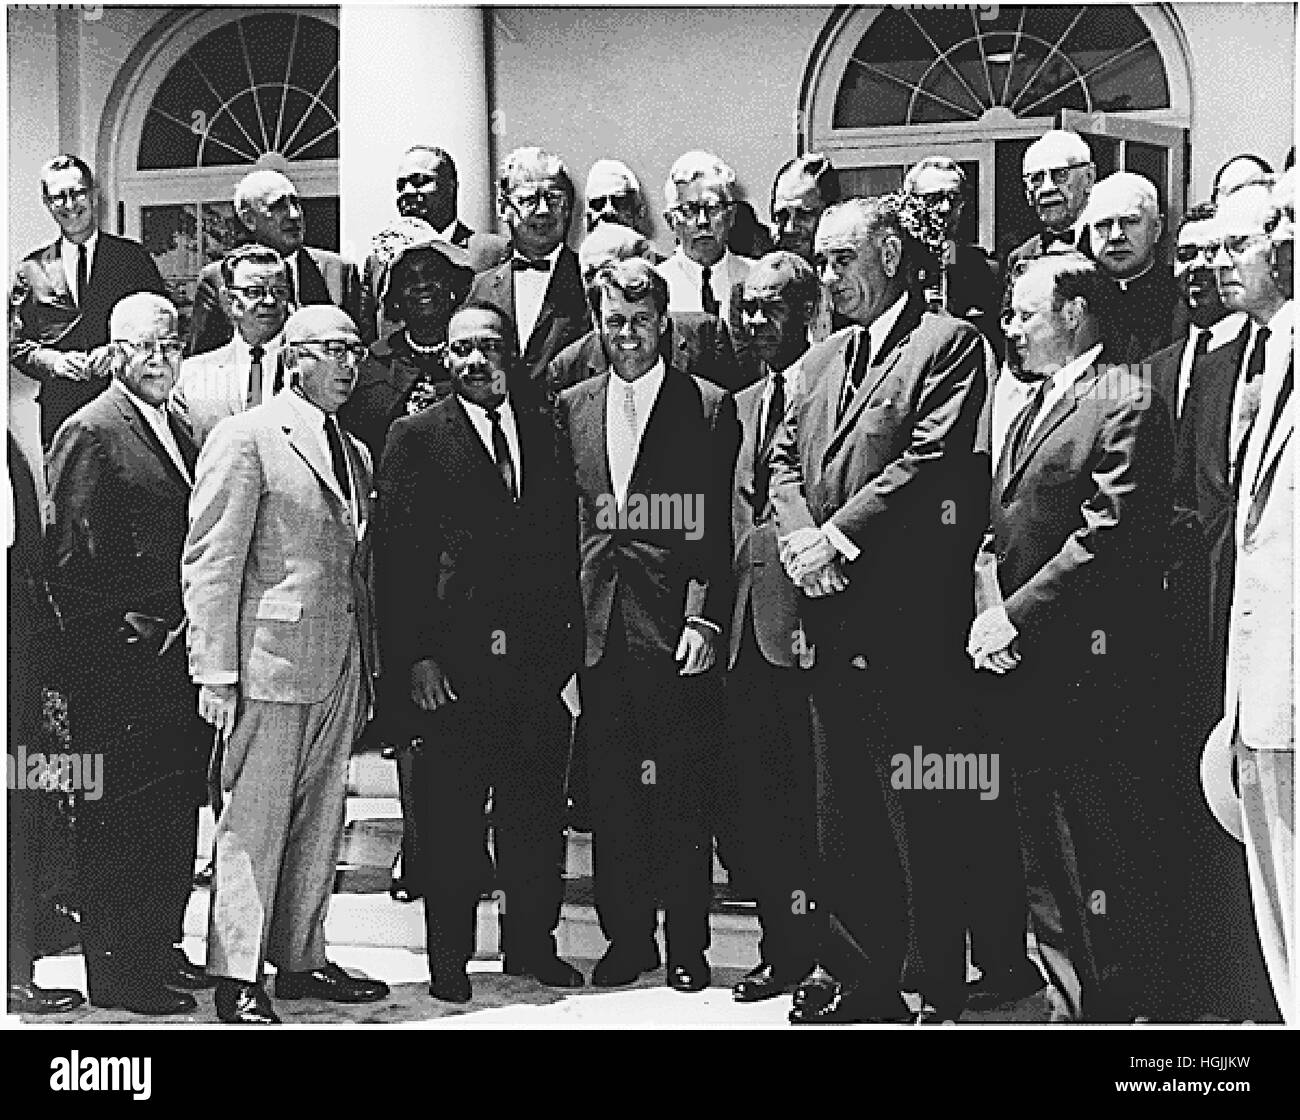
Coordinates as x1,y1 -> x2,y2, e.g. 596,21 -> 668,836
1205,177 -> 1294,1022
657,150 -> 755,322
583,158 -> 654,240
188,168 -> 363,356
45,292 -> 209,1015
1006,130 -> 1097,269
1084,171 -> 1179,361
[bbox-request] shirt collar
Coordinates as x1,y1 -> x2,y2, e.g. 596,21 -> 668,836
457,391 -> 514,422
284,386 -> 328,426
434,219 -> 459,242
1265,300 -> 1294,339
1204,312 -> 1249,350
233,330 -> 283,363
63,229 -> 98,258
109,374 -> 166,421
1115,260 -> 1155,291
515,244 -> 563,268
866,292 -> 909,357
610,357 -> 666,400
1047,341 -> 1105,396
672,248 -> 731,279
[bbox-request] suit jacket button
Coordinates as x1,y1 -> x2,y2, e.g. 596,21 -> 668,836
346,603 -> 355,614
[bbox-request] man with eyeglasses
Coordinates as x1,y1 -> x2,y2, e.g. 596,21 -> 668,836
184,305 -> 386,1024
360,146 -> 510,342
582,158 -> 660,248
468,147 -> 588,393
657,150 -> 756,325
1082,172 -> 1179,363
1006,130 -> 1097,272
10,154 -> 166,447
45,292 -> 208,1016
1200,177 -> 1295,1023
903,156 -> 1002,359
188,169 -> 363,358
171,244 -> 294,450
377,300 -> 583,1003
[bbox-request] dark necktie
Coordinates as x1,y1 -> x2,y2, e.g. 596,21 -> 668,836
1191,327 -> 1212,365
1004,376 -> 1052,473
1041,227 -> 1075,252
487,407 -> 518,500
753,372 -> 786,517
1250,360 -> 1293,494
246,344 -> 265,408
512,256 -> 551,272
1232,326 -> 1270,486
284,259 -> 298,307
324,414 -> 352,500
700,266 -> 720,316
272,352 -> 285,395
761,371 -> 786,453
75,243 -> 89,309
836,333 -> 872,424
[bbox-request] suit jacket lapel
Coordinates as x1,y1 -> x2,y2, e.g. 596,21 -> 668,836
488,262 -> 517,325
627,367 -> 683,496
281,395 -> 346,505
447,394 -> 516,501
578,373 -> 613,499
108,388 -> 192,491
1002,365 -> 1104,497
40,241 -> 75,308
298,250 -> 330,305
526,247 -> 579,357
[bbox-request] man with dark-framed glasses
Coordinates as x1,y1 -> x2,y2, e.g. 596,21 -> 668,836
1006,130 -> 1097,271
183,305 -> 386,1024
468,146 -> 588,393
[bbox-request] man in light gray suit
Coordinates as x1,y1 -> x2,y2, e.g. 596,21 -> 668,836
171,243 -> 292,449
182,306 -> 386,1024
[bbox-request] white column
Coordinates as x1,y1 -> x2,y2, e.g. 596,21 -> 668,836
339,4 -> 495,265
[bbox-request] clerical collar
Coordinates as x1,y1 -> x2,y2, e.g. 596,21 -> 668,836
1115,261 -> 1155,291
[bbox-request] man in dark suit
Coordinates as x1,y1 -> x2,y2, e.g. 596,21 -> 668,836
468,147 -> 588,393
771,196 -> 988,1024
45,293 -> 209,1015
187,169 -> 363,357
10,155 -> 167,446
1005,130 -> 1096,271
969,253 -> 1174,1022
546,223 -> 743,395
360,145 -> 510,341
1082,172 -> 1180,363
377,300 -> 583,1002
721,253 -> 820,1004
557,258 -> 739,993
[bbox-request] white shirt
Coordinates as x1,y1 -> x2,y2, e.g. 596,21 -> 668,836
1238,301 -> 1295,504
433,219 -> 458,242
110,377 -> 191,484
513,244 -> 563,352
606,358 -> 665,507
659,249 -> 746,320
233,331 -> 284,405
283,250 -> 302,306
1024,341 -> 1105,445
991,365 -> 1038,470
282,388 -> 361,533
61,230 -> 98,307
1178,313 -> 1248,418
457,393 -> 523,499
824,293 -> 910,562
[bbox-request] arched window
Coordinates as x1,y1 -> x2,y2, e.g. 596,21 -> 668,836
107,10 -> 340,333
801,5 -> 1191,258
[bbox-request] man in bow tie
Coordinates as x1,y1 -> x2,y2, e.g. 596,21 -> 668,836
1005,130 -> 1097,273
468,147 -> 588,394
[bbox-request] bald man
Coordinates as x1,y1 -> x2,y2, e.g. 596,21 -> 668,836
1084,172 -> 1179,361
45,292 -> 207,1015
1006,130 -> 1097,269
184,306 -> 386,1024
188,169 -> 363,356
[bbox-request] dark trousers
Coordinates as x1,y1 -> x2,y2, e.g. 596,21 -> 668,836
7,786 -> 40,984
582,634 -> 720,958
414,686 -> 569,971
718,631 -> 817,978
76,776 -> 198,998
806,665 -> 909,1001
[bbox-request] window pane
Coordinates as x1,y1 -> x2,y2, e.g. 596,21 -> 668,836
840,166 -> 904,200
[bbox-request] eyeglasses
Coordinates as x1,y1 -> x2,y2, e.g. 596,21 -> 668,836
667,201 -> 733,224
507,188 -> 569,214
46,187 -> 91,208
116,337 -> 184,360
448,336 -> 509,359
1175,241 -> 1222,264
1223,232 -> 1269,258
293,341 -> 367,364
396,172 -> 445,193
913,189 -> 963,207
1023,163 -> 1091,190
228,284 -> 292,303
739,298 -> 791,318
587,192 -> 637,213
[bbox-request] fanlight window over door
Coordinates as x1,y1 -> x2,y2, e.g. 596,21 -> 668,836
834,4 -> 1171,127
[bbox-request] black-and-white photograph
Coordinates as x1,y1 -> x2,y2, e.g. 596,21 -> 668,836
5,0 -> 1295,1043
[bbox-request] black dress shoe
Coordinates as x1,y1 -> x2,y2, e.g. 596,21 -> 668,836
428,971 -> 472,1004
733,963 -> 797,1003
591,943 -> 661,988
159,946 -> 215,990
965,962 -> 1045,1010
8,981 -> 85,1015
789,984 -> 913,1025
215,979 -> 280,1024
96,983 -> 198,1017
504,954 -> 585,988
668,955 -> 710,993
193,859 -> 215,889
792,964 -> 838,1012
275,961 -> 389,1003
